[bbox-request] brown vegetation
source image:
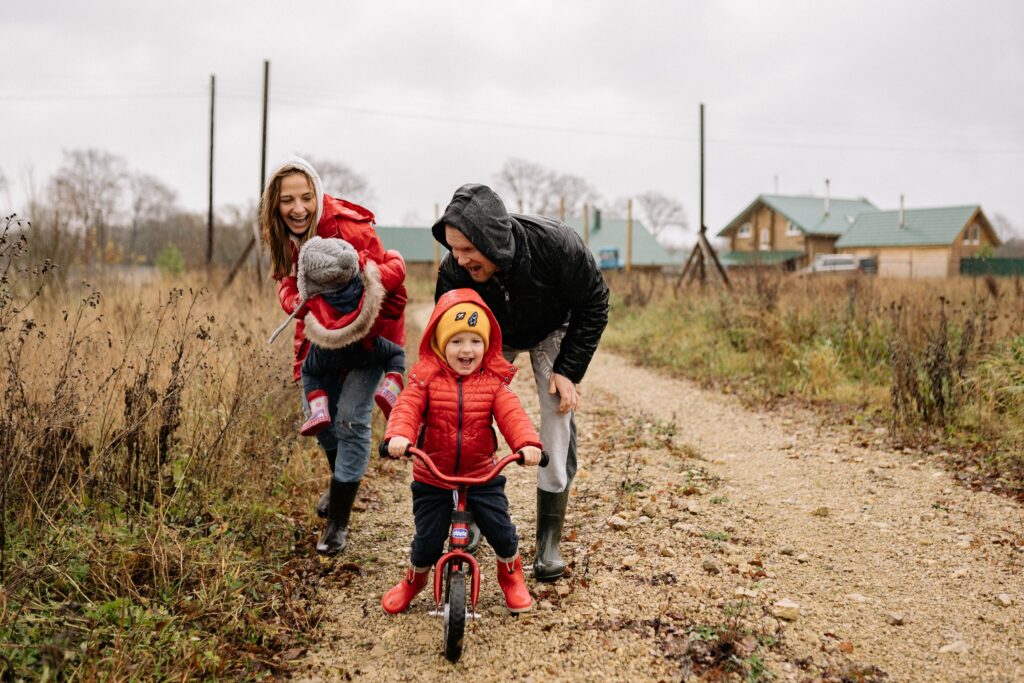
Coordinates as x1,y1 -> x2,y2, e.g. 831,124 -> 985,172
601,269 -> 1024,496
0,215 -> 329,678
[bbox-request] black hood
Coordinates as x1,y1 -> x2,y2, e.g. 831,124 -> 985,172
431,184 -> 518,272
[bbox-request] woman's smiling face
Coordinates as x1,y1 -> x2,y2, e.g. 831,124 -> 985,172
277,172 -> 317,237
444,331 -> 486,376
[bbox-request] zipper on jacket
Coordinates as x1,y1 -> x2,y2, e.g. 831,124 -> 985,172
454,377 -> 464,474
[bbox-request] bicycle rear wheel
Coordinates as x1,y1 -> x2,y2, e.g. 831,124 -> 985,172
443,568 -> 466,662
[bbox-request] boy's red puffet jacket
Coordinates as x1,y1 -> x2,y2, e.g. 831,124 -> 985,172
384,289 -> 542,490
276,194 -> 407,381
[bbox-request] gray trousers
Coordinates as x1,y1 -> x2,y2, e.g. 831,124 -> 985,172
502,326 -> 577,494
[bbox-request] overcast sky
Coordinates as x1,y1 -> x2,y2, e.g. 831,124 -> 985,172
3,1 -> 1023,244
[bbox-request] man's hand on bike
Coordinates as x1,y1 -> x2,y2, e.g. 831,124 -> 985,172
518,446 -> 542,466
387,436 -> 411,459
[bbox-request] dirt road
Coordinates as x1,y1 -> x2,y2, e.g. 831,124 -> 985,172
296,334 -> 1023,682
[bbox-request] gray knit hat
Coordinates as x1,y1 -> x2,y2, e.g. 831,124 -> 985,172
268,237 -> 360,344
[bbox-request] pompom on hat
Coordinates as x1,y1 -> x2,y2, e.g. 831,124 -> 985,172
268,237 -> 359,344
431,302 -> 491,357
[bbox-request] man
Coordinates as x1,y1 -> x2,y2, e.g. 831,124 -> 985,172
432,183 -> 609,582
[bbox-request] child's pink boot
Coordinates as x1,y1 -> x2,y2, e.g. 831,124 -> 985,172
300,390 -> 331,436
496,554 -> 533,613
382,567 -> 430,614
374,372 -> 404,418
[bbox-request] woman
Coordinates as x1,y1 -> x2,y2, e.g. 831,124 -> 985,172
262,156 -> 407,556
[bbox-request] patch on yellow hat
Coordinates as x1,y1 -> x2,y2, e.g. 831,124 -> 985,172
432,302 -> 491,357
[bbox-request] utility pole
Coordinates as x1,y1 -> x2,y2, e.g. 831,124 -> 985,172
433,203 -> 441,274
583,204 -> 590,247
206,74 -> 215,272
679,102 -> 730,288
223,60 -> 272,291
254,59 -> 269,289
626,198 -> 633,274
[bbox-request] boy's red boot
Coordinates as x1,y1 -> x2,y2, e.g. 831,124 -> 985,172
382,567 -> 429,615
496,555 -> 533,613
374,372 -> 404,419
300,391 -> 331,436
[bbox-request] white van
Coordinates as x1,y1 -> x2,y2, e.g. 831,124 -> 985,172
810,254 -> 858,273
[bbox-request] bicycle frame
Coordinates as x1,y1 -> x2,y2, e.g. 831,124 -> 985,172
404,446 -> 528,613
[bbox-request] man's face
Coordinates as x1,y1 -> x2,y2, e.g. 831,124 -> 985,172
445,226 -> 499,283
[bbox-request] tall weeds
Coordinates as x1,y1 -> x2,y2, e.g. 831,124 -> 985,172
601,269 -> 1024,492
0,215 -> 323,678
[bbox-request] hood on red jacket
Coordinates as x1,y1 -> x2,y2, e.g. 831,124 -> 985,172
411,288 -> 514,384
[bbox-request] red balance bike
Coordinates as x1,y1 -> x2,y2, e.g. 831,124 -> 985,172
379,441 -> 547,663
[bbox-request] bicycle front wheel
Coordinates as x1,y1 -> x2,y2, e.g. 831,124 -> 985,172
443,568 -> 466,663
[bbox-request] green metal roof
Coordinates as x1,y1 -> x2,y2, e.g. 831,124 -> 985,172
563,216 -> 683,266
718,194 -> 878,238
375,226 -> 437,262
719,250 -> 803,266
377,218 -> 684,267
835,206 -> 981,248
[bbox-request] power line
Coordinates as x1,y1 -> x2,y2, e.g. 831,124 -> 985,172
4,86 -> 1022,155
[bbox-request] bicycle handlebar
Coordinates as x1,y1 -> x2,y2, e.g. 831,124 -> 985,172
378,441 -> 548,486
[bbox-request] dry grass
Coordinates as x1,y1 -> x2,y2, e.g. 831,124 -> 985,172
600,269 -> 1024,493
0,216 -> 331,679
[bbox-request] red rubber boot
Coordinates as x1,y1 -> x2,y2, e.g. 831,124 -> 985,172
496,555 -> 533,613
374,372 -> 404,419
300,391 -> 331,436
382,567 -> 430,615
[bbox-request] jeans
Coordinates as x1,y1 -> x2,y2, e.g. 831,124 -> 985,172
300,363 -> 384,483
301,338 -> 405,397
503,325 -> 577,494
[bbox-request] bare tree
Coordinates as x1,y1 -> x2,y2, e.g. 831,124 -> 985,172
634,191 -> 688,235
50,149 -> 127,267
544,173 -> 600,217
494,158 -> 552,214
301,155 -> 375,207
990,213 -> 1019,242
127,172 -> 179,258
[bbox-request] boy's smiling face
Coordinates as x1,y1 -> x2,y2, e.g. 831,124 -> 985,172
444,331 -> 486,376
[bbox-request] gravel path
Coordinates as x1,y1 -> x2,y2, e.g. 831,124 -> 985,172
295,316 -> 1023,681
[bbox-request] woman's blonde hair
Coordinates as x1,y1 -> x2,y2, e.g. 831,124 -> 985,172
261,168 -> 316,280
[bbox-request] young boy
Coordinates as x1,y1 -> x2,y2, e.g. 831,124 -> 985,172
382,288 -> 542,614
268,236 -> 406,435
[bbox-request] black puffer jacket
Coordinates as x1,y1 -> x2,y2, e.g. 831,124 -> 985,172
433,184 -> 609,384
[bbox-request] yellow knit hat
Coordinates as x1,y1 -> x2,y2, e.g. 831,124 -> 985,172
432,302 -> 491,357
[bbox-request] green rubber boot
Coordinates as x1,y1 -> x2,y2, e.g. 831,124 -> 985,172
533,488 -> 570,582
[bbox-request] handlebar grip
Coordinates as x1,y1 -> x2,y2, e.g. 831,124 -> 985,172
379,439 -> 412,459
540,451 -> 549,468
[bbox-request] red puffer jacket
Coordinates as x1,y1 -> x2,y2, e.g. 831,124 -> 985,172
384,289 -> 541,490
277,194 -> 407,381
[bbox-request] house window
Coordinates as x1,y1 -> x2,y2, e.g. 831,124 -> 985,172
738,222 -> 752,238
964,223 -> 980,245
785,221 -> 800,236
759,227 -> 770,251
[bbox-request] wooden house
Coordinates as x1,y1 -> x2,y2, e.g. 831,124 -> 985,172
716,194 -> 878,270
835,205 -> 1000,278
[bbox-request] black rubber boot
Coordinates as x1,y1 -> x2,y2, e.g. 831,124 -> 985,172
316,449 -> 338,519
465,517 -> 482,555
534,488 -> 570,582
317,479 -> 359,556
